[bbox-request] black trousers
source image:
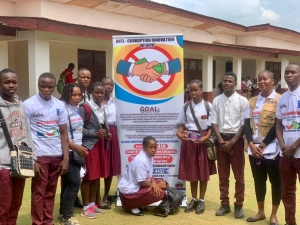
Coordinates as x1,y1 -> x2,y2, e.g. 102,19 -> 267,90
59,152 -> 81,219
249,154 -> 281,205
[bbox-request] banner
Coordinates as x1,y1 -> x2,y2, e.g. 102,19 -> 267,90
113,34 -> 186,206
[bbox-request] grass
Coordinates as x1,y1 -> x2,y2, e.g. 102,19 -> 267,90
17,153 -> 300,225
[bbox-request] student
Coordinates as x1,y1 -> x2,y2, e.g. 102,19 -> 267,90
212,72 -> 248,219
244,70 -> 281,225
118,136 -> 168,216
77,68 -> 91,103
58,84 -> 87,225
0,69 -> 36,225
276,63 -> 300,225
245,76 -> 253,99
61,63 -> 77,85
69,68 -> 92,209
95,77 -> 121,209
24,73 -> 69,225
78,82 -> 112,219
176,79 -> 216,214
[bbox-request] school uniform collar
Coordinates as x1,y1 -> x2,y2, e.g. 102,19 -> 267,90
89,99 -> 104,110
258,90 -> 276,100
191,99 -> 204,107
222,91 -> 237,101
288,85 -> 300,96
142,149 -> 152,160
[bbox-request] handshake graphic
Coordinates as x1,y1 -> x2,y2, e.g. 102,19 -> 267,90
116,58 -> 181,83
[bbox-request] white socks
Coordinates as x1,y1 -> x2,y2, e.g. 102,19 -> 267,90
83,202 -> 95,211
131,208 -> 140,213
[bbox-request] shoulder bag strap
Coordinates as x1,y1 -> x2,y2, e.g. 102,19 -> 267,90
189,101 -> 204,136
64,106 -> 74,140
0,109 -> 14,150
204,101 -> 210,120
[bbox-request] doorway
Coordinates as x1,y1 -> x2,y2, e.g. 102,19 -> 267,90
78,49 -> 106,91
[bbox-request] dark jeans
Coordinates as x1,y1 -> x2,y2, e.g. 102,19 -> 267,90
59,152 -> 81,219
249,154 -> 281,205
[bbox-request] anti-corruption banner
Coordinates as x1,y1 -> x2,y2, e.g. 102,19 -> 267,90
113,34 -> 186,206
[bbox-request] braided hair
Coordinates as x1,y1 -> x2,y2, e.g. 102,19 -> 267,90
142,136 -> 157,148
189,79 -> 203,89
60,83 -> 83,104
91,82 -> 105,91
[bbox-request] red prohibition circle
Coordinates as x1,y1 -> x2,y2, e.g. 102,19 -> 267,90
122,46 -> 175,95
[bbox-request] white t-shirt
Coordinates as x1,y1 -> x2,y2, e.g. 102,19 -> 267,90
177,100 -> 212,131
276,86 -> 300,158
104,97 -> 116,125
244,90 -> 279,158
118,150 -> 153,194
88,99 -> 104,124
64,103 -> 83,150
246,80 -> 252,88
24,94 -> 68,157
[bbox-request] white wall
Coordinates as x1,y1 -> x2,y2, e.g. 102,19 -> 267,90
0,1 -> 14,16
7,41 -> 30,100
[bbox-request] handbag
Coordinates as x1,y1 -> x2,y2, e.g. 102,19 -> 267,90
0,109 -> 34,178
66,107 -> 86,167
188,101 -> 217,161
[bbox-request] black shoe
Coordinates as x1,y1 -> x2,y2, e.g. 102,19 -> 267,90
195,200 -> 205,214
184,199 -> 198,213
74,197 -> 83,208
215,205 -> 231,216
234,205 -> 244,219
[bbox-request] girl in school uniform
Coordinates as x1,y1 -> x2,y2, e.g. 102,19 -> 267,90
176,79 -> 217,215
118,136 -> 168,216
95,77 -> 121,209
78,82 -> 112,219
244,70 -> 281,225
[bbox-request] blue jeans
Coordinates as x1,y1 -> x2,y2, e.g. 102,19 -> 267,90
59,152 -> 81,219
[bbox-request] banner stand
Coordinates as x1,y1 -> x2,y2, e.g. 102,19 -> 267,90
113,34 -> 186,207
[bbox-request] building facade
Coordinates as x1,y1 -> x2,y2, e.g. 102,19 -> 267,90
1,0 -> 300,101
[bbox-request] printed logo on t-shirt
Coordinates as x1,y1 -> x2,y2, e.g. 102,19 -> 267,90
298,100 -> 300,108
280,103 -> 287,109
56,109 -> 60,116
200,115 -> 207,120
32,112 -> 44,118
36,120 -> 60,138
6,110 -> 25,138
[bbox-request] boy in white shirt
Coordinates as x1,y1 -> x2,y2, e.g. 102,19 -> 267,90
276,63 -> 300,225
24,73 -> 69,225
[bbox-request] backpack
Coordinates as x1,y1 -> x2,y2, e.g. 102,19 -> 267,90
57,71 -> 71,94
82,103 -> 91,125
153,187 -> 184,217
